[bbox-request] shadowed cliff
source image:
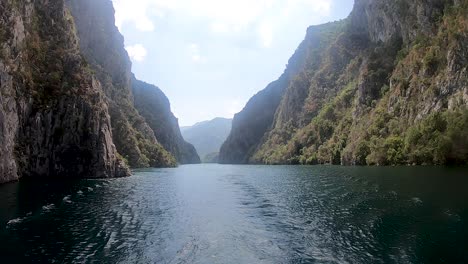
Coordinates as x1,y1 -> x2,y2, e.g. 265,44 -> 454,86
133,79 -> 201,164
0,0 -> 199,184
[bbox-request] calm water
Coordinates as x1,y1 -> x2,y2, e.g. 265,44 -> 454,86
1,165 -> 467,263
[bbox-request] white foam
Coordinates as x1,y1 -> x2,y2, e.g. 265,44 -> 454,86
42,204 -> 56,212
411,197 -> 423,204
63,195 -> 72,203
7,217 -> 24,226
444,209 -> 461,221
87,187 -> 94,192
77,190 -> 83,195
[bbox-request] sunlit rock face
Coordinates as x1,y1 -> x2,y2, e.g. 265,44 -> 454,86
67,0 -> 178,168
220,0 -> 468,166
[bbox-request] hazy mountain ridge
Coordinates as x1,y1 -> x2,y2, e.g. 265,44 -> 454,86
220,0 -> 468,165
182,117 -> 232,162
0,0 -> 198,184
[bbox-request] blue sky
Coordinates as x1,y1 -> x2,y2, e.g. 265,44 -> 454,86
112,0 -> 354,126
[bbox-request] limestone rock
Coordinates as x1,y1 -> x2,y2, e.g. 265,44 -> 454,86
220,0 -> 468,166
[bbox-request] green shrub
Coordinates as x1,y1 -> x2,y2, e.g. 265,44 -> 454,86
423,47 -> 441,74
405,109 -> 468,165
355,141 -> 370,165
366,136 -> 405,165
395,48 -> 409,63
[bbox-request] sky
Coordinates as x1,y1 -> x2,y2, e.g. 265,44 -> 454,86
112,0 -> 354,126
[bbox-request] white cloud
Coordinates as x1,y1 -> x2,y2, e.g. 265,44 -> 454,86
227,100 -> 244,117
157,0 -> 274,29
258,21 -> 273,48
283,0 -> 331,16
126,44 -> 148,62
302,0 -> 332,13
113,0 -> 155,31
112,0 -> 333,41
188,43 -> 207,63
210,22 -> 229,34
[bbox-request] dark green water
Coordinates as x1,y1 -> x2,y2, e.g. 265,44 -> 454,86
1,165 -> 467,263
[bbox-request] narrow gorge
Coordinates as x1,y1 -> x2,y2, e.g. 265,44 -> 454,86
0,0 -> 199,184
1,1 -> 468,263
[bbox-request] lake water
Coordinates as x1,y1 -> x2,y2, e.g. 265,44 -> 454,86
0,165 -> 467,263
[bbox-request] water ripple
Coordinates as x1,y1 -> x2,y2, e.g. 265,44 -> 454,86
0,165 -> 467,263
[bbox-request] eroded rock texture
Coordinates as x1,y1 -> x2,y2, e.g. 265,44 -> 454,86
0,0 -> 199,184
133,79 -> 201,164
0,0 -> 129,183
220,0 -> 467,166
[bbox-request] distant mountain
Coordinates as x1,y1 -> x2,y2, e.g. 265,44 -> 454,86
182,118 -> 232,162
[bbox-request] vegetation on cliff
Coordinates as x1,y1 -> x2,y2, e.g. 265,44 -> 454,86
0,0 -> 199,183
67,0 -> 182,168
0,0 -> 130,183
219,21 -> 347,164
221,0 -> 467,166
132,79 -> 200,164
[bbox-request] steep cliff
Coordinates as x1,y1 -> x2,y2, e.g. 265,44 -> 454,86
66,0 -> 177,168
220,0 -> 468,165
132,79 -> 200,164
219,77 -> 288,164
0,0 -> 196,184
219,22 -> 346,164
0,0 -> 129,183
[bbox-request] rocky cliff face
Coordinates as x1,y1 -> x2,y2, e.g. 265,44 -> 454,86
219,22 -> 346,164
132,79 -> 200,164
0,0 -> 196,184
220,0 -> 467,165
219,77 -> 288,164
0,0 -> 129,183
66,0 -> 178,168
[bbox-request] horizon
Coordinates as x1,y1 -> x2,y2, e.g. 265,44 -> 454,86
180,116 -> 233,129
112,0 -> 354,126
